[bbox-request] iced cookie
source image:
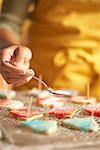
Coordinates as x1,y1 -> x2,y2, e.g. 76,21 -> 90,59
10,108 -> 43,121
27,88 -> 41,97
9,100 -> 24,109
38,97 -> 65,108
0,90 -> 16,99
27,88 -> 50,98
62,117 -> 99,132
20,120 -> 57,135
84,104 -> 100,117
0,99 -> 10,108
70,96 -> 96,104
0,99 -> 24,109
39,100 -> 64,108
49,107 -> 77,119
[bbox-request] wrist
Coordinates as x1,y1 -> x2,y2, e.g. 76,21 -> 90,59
0,28 -> 20,50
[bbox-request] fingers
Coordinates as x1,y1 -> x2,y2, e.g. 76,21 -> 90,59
1,61 -> 26,75
13,76 -> 33,86
0,45 -> 34,86
14,47 -> 25,67
1,47 -> 13,62
1,68 -> 35,86
3,68 -> 35,79
0,45 -> 33,75
1,45 -> 32,69
14,46 -> 32,68
5,75 -> 33,86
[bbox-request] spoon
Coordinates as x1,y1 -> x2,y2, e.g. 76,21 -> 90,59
32,76 -> 74,97
5,61 -> 75,96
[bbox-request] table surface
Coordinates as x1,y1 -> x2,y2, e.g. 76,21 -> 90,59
1,140 -> 100,150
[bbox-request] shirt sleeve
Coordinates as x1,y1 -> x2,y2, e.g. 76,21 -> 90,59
0,0 -> 32,39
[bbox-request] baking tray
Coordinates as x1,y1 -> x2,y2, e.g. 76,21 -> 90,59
0,92 -> 100,148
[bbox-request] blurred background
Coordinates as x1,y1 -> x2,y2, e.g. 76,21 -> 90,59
0,0 -> 100,99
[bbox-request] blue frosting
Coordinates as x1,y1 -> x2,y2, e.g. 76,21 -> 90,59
62,117 -> 98,132
21,120 -> 57,133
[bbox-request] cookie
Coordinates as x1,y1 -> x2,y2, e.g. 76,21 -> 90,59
38,97 -> 65,108
84,104 -> 100,117
49,107 -> 77,119
0,90 -> 16,99
10,108 -> 43,121
0,99 -> 10,108
27,88 -> 50,98
0,99 -> 24,109
9,100 -> 24,109
70,96 -> 96,104
20,120 -> 57,135
62,117 -> 99,132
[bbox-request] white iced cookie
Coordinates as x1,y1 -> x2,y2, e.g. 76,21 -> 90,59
0,100 -> 24,109
9,100 -> 24,109
0,90 -> 16,99
8,90 -> 16,98
38,90 -> 51,99
70,96 -> 96,104
28,88 -> 51,98
39,97 -> 65,108
27,88 -> 41,97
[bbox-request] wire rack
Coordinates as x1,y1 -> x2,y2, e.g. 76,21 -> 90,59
0,92 -> 100,147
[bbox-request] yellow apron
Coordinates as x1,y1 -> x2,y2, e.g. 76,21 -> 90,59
20,0 -> 100,99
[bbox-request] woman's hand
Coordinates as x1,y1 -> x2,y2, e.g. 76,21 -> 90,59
0,45 -> 35,86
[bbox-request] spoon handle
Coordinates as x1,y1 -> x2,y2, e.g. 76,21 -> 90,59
32,76 -> 64,96
33,76 -> 48,89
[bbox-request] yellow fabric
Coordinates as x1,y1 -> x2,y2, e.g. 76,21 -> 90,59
19,0 -> 100,99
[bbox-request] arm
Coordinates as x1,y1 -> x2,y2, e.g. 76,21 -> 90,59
0,0 -> 32,49
0,0 -> 35,86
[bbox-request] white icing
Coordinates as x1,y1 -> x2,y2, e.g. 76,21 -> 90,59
28,88 -> 51,98
71,96 -> 96,104
40,97 -> 64,107
50,89 -> 78,96
38,90 -> 51,98
0,90 -> 16,98
28,88 -> 41,95
9,100 -> 24,109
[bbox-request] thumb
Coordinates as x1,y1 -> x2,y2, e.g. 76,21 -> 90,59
14,47 -> 25,68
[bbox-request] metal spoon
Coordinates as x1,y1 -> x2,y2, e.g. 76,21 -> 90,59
5,61 -> 76,96
33,76 -> 75,97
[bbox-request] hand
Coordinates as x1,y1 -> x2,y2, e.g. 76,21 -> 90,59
0,45 -> 35,86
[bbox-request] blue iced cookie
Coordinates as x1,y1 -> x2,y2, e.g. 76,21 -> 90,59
21,120 -> 57,134
62,117 -> 99,132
